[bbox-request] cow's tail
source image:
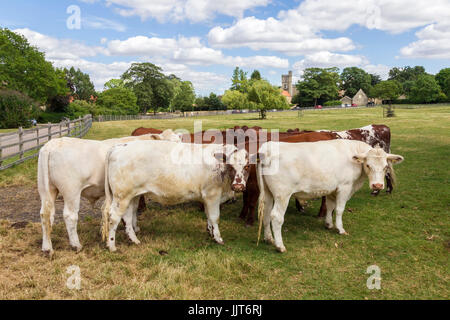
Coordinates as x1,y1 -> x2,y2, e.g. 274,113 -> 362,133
101,147 -> 114,242
256,145 -> 270,246
37,145 -> 52,243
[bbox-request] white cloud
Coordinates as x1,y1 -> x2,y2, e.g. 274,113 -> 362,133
400,22 -> 450,59
14,28 -> 107,60
83,16 -> 127,32
292,51 -> 369,71
292,51 -> 390,79
105,0 -> 270,23
107,35 -> 289,68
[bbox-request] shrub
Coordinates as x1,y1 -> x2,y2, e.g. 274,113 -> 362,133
324,100 -> 342,106
67,100 -> 99,117
96,87 -> 139,115
0,89 -> 39,128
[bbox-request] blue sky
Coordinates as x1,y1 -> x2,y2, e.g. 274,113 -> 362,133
1,0 -> 449,95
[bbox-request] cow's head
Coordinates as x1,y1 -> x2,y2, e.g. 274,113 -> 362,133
214,147 -> 250,192
353,147 -> 404,191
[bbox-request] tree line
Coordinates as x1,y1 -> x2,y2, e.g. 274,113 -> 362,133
293,66 -> 450,107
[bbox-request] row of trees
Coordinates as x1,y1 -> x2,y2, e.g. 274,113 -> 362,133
293,66 -> 450,107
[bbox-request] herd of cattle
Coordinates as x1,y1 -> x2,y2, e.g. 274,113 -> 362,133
37,124 -> 404,256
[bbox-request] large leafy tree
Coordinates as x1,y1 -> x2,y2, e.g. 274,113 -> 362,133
340,67 -> 372,97
64,67 -> 95,101
409,74 -> 443,103
230,67 -> 249,93
250,70 -> 262,81
103,78 -> 125,90
294,67 -> 340,107
171,81 -> 195,113
248,79 -> 289,119
121,62 -> 173,113
371,80 -> 402,106
0,28 -> 67,103
96,87 -> 139,115
221,90 -> 249,110
435,68 -> 450,99
388,66 -> 427,95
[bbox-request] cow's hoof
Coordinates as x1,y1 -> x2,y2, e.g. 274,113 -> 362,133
264,237 -> 274,245
276,246 -> 286,253
215,238 -> 224,245
338,230 -> 349,235
107,245 -> 117,252
42,249 -> 54,259
325,222 -> 334,229
74,245 -> 83,253
132,239 -> 141,245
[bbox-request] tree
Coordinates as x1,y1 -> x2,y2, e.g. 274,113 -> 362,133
96,87 -> 139,115
409,74 -> 443,103
369,74 -> 382,86
250,70 -> 262,81
222,90 -> 249,110
0,28 -> 67,103
230,67 -> 249,93
204,93 -> 225,110
340,67 -> 372,97
371,80 -> 402,106
295,67 -> 340,107
171,81 -> 195,113
64,67 -> 95,101
0,89 -> 39,128
435,68 -> 450,99
103,78 -> 125,90
121,62 -> 173,113
248,80 -> 289,119
388,66 -> 427,95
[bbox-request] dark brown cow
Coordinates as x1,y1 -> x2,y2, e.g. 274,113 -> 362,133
131,127 -> 163,136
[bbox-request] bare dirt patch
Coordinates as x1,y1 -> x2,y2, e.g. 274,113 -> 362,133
0,185 -> 103,223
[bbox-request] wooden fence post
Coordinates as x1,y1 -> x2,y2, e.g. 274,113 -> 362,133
59,123 -> 62,137
36,126 -> 40,148
19,127 -> 24,160
67,121 -> 71,136
48,123 -> 52,141
0,136 -> 3,167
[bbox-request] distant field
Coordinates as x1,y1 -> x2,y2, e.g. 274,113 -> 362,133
0,105 -> 449,299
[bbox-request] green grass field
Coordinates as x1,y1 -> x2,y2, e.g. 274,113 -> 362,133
0,106 -> 449,299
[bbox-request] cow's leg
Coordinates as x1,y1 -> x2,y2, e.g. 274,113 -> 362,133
324,195 -> 336,230
245,191 -> 258,226
122,197 -> 140,245
295,199 -> 305,213
385,173 -> 393,194
107,197 -> 131,252
137,195 -> 146,213
262,187 -> 274,244
270,195 -> 290,253
39,185 -> 58,255
62,192 -> 82,252
335,190 -> 351,235
132,197 -> 140,233
318,196 -> 327,218
239,190 -> 249,221
204,198 -> 224,245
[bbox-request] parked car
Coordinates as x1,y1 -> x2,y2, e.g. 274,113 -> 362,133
314,105 -> 323,109
351,103 -> 357,107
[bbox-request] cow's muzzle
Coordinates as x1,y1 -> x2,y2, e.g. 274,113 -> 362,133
371,183 -> 384,191
232,184 -> 246,192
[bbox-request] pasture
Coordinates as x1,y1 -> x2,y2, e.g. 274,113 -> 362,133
0,106 -> 449,299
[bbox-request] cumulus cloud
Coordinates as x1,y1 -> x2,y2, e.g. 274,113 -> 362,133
107,35 -> 289,68
105,0 -> 270,23
292,51 -> 390,79
400,22 -> 450,59
82,16 -> 127,32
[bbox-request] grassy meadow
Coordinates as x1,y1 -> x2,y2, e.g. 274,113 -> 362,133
0,105 -> 449,299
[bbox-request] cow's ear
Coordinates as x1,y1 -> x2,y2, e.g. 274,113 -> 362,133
150,134 -> 162,140
352,154 -> 366,164
214,153 -> 227,163
387,154 -> 404,164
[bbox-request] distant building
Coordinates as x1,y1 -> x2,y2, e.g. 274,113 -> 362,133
281,71 -> 298,99
340,96 -> 352,105
352,88 -> 368,106
281,89 -> 292,104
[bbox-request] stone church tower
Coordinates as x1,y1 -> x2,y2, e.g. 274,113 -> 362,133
281,71 -> 298,97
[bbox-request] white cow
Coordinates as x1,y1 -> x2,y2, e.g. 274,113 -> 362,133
38,129 -> 181,256
256,140 -> 404,252
101,140 -> 250,252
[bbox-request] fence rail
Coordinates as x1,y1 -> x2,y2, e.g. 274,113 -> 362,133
0,114 -> 92,170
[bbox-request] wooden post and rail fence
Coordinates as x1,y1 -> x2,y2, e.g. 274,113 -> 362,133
0,114 -> 92,170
